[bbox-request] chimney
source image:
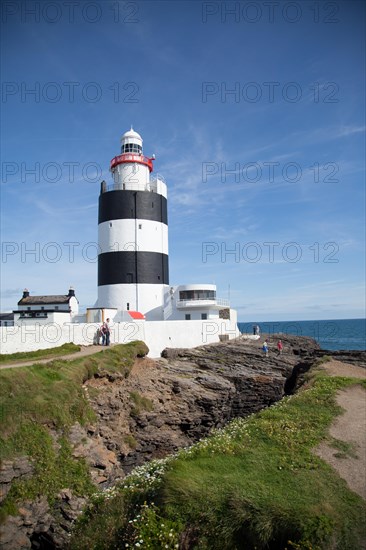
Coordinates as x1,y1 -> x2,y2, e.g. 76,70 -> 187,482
23,288 -> 30,298
68,286 -> 75,297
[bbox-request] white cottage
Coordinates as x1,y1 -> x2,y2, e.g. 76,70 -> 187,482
14,287 -> 79,325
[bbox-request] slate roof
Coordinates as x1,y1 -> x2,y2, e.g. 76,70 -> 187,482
17,295 -> 72,306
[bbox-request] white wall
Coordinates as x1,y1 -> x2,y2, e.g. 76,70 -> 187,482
97,284 -> 167,320
98,220 -> 168,254
140,317 -> 239,357
0,311 -> 239,358
14,311 -> 72,325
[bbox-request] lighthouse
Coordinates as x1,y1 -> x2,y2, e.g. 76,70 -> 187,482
96,128 -> 169,320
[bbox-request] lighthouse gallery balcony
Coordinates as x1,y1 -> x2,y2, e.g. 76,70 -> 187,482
102,174 -> 166,195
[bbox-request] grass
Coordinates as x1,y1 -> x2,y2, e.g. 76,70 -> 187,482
329,438 -> 359,459
159,375 -> 365,549
129,390 -> 154,416
69,372 -> 366,550
0,341 -> 148,523
123,434 -> 138,449
0,342 -> 81,364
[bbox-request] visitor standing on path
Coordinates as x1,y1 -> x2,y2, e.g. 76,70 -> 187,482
262,340 -> 268,357
98,325 -> 105,346
101,318 -> 111,346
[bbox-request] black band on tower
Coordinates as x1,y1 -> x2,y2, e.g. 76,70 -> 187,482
99,190 -> 168,225
98,251 -> 169,286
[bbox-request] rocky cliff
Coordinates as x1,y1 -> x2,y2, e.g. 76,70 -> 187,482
1,335 -> 365,549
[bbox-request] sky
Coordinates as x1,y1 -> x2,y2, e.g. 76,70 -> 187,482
1,0 -> 365,322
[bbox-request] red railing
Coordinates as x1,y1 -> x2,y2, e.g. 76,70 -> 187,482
110,153 -> 154,172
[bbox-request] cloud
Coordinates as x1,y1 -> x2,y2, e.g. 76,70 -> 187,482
1,288 -> 24,298
335,125 -> 366,138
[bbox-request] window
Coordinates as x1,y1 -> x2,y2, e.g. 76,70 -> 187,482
55,306 -> 59,310
110,222 -> 112,228
138,224 -> 142,229
122,144 -> 142,154
27,307 -> 31,310
127,303 -> 130,310
179,290 -> 216,301
185,314 -> 191,320
201,313 -> 207,320
41,307 -> 44,310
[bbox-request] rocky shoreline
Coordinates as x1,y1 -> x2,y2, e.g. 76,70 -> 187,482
1,335 -> 365,549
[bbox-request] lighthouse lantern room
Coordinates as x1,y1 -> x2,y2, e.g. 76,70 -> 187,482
96,128 -> 169,320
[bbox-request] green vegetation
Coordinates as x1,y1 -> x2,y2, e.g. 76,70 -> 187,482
129,390 -> 154,416
70,373 -> 366,550
123,434 -> 138,449
0,429 -> 94,523
329,438 -> 359,459
0,342 -> 81,364
316,355 -> 332,365
0,341 -> 148,522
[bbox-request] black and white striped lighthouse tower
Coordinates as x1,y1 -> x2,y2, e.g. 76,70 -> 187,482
97,128 -> 169,320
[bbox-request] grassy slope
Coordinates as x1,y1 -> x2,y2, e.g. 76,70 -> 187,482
0,342 -> 81,364
70,371 -> 366,550
0,341 -> 148,522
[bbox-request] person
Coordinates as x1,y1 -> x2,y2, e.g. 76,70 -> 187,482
96,326 -> 103,345
102,318 -> 111,346
262,340 -> 268,357
277,339 -> 283,355
100,324 -> 106,345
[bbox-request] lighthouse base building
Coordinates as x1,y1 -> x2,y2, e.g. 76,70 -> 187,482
1,129 -> 240,357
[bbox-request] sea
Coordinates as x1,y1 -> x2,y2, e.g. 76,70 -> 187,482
237,318 -> 366,351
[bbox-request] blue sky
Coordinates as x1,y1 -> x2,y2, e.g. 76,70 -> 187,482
1,0 -> 365,321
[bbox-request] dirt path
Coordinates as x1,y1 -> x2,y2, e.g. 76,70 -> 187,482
0,345 -> 111,369
314,360 -> 366,500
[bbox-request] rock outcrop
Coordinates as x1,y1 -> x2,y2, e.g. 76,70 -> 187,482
1,335 -> 365,549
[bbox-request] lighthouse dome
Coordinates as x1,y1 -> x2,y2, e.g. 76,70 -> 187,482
120,127 -> 143,154
121,128 -> 142,141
